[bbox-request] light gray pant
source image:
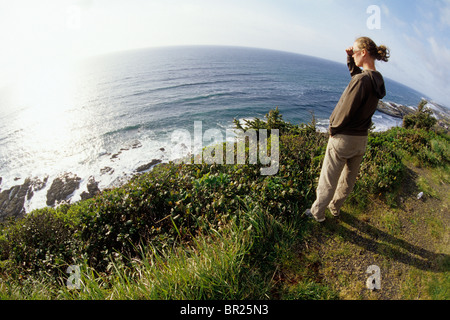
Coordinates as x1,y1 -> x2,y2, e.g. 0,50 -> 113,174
311,134 -> 368,221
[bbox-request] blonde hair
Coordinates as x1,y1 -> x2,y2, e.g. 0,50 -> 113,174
356,37 -> 390,62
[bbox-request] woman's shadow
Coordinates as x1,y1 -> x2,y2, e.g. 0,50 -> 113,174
323,211 -> 449,272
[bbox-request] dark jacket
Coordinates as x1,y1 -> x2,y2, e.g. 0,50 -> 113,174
329,56 -> 386,136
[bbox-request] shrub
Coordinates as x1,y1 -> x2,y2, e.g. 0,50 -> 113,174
233,106 -> 299,136
1,208 -> 79,278
386,127 -> 450,167
350,132 -> 406,208
403,100 -> 437,130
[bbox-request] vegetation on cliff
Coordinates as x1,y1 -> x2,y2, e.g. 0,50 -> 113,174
0,102 -> 448,300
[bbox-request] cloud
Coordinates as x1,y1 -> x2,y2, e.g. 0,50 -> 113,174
398,34 -> 450,106
373,1 -> 450,106
439,0 -> 450,27
427,36 -> 450,84
381,3 -> 390,16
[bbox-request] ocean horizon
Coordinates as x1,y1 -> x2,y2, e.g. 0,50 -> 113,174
0,45 -> 442,217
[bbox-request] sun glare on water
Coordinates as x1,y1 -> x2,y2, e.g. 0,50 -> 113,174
12,62 -> 80,152
0,1 -> 100,178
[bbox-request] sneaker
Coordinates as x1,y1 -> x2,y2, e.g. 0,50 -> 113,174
304,209 -> 325,223
328,206 -> 340,217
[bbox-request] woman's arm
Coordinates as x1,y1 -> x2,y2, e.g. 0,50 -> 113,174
346,47 -> 362,77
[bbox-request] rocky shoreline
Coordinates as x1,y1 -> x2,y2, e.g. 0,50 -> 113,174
0,158 -> 163,222
377,100 -> 450,131
376,101 -> 415,119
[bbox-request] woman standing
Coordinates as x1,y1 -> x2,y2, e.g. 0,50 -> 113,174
305,37 -> 390,222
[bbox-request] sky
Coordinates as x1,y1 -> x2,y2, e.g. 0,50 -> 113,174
0,0 -> 449,107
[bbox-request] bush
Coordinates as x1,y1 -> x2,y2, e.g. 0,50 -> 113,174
0,208 -> 79,278
233,106 -> 300,136
385,127 -> 450,167
348,132 -> 406,208
403,100 -> 437,130
352,126 -> 450,208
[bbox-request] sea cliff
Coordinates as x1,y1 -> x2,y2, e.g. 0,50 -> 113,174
1,101 -> 449,222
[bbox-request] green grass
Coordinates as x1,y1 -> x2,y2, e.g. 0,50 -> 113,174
380,210 -> 403,235
0,201 -> 336,300
417,176 -> 440,199
61,219 -> 256,300
428,255 -> 450,300
1,106 -> 449,300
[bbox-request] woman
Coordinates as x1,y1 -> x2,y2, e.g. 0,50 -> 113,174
305,37 -> 390,222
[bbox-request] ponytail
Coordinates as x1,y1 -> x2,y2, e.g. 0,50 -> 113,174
356,37 -> 390,62
376,45 -> 390,62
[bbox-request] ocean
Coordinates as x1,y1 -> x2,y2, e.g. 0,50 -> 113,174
0,45 -> 429,214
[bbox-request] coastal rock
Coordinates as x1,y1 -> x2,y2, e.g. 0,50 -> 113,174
80,177 -> 101,200
135,159 -> 162,173
378,100 -> 450,122
131,140 -> 142,149
0,178 -> 32,221
32,176 -> 48,192
46,173 -> 81,207
111,152 -> 121,160
377,101 -> 415,119
121,140 -> 142,150
100,166 -> 115,175
26,176 -> 48,201
110,141 -> 142,160
424,101 -> 450,121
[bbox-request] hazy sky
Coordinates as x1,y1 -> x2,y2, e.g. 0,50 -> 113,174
1,0 -> 449,107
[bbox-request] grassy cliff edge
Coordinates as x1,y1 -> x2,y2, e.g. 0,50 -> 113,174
0,105 -> 449,300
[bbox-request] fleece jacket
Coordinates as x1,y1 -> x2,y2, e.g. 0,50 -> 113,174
329,56 -> 386,136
